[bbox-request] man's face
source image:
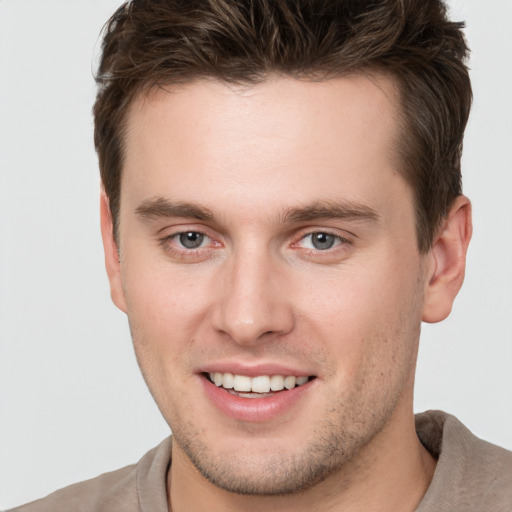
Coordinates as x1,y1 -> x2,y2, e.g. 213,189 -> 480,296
112,75 -> 430,494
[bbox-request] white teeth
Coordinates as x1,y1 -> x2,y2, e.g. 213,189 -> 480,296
208,372 -> 310,393
270,375 -> 285,391
222,372 -> 234,389
214,372 -> 223,386
284,376 -> 296,389
233,375 -> 252,392
251,376 -> 271,393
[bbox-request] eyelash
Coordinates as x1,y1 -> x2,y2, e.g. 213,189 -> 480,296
158,230 -> 218,256
294,232 -> 350,252
158,229 -> 351,258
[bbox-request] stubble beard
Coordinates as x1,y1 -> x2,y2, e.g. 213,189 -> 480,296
169,387 -> 402,497
166,324 -> 419,497
132,277 -> 423,497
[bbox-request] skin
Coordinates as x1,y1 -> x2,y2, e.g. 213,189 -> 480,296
101,75 -> 471,511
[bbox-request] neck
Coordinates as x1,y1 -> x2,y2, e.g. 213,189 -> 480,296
167,405 -> 436,512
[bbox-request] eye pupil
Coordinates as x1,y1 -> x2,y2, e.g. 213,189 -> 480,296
179,232 -> 204,249
312,233 -> 335,250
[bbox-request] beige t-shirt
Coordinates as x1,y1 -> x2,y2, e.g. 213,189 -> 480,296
8,411 -> 512,511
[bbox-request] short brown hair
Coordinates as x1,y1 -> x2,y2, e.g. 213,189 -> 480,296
94,0 -> 471,252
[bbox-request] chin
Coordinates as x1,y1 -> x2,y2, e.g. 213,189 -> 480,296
170,414 -> 379,497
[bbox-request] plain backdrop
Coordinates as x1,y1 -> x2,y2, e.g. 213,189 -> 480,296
0,0 -> 511,509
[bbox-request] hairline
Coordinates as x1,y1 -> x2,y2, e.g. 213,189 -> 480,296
109,69 -> 437,252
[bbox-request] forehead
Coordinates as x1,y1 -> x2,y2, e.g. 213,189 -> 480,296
125,73 -> 400,155
122,74 -> 408,221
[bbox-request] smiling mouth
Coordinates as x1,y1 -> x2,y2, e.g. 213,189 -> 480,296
205,372 -> 315,398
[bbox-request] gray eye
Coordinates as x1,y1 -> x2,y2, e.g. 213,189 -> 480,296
311,233 -> 336,250
179,232 -> 204,249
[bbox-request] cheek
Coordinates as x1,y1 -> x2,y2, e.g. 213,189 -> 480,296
297,264 -> 412,328
295,256 -> 424,373
120,260 -> 215,393
123,269 -> 208,422
122,255 -> 213,328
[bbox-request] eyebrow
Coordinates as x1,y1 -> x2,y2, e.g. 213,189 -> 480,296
282,201 -> 379,224
135,197 -> 214,221
135,197 -> 379,224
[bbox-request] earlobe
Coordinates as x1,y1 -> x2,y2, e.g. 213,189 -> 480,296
422,196 -> 472,323
100,191 -> 128,313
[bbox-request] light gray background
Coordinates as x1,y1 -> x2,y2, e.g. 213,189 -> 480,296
0,0 -> 511,508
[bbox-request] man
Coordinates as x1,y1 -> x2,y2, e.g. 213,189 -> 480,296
9,0 -> 511,511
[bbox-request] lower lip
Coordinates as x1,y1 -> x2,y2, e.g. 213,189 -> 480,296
200,375 -> 315,423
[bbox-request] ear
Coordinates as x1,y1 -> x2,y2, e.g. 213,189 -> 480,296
422,196 -> 472,323
100,190 -> 127,313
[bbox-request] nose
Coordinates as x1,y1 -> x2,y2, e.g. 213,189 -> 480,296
211,246 -> 295,346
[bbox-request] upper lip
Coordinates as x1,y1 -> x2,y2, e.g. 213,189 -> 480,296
196,361 -> 315,378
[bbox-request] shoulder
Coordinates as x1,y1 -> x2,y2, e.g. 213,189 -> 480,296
7,437 -> 172,512
416,411 -> 512,512
7,464 -> 138,512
